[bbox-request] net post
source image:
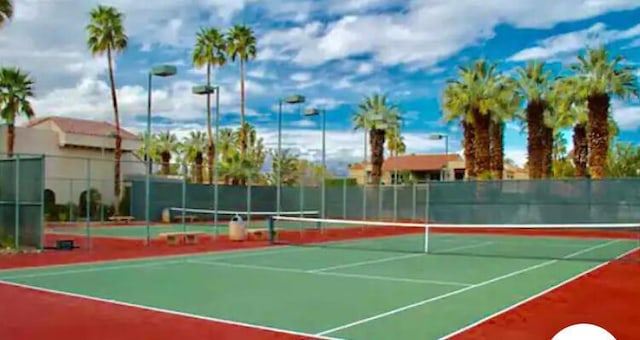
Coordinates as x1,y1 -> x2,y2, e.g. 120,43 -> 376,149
267,216 -> 275,244
424,223 -> 429,253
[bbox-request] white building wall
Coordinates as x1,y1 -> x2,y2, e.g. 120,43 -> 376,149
0,125 -> 144,206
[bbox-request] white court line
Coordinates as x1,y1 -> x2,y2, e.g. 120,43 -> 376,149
314,239 -> 622,336
0,246 -> 316,280
439,245 -> 640,340
307,253 -> 423,273
308,241 -> 495,274
187,259 -> 472,287
0,280 -> 342,340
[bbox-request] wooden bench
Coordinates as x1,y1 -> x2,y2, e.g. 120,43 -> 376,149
108,215 -> 135,223
159,231 -> 205,245
172,215 -> 198,223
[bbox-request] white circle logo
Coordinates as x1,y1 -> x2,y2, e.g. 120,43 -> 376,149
553,323 -> 616,340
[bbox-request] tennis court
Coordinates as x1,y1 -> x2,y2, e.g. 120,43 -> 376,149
3,216 -> 639,339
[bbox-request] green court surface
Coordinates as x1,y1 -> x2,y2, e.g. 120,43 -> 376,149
1,231 -> 637,339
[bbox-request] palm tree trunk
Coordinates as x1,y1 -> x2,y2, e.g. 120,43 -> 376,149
206,63 -> 214,185
490,118 -> 504,180
573,123 -> 588,178
107,47 -> 122,215
462,120 -> 476,179
161,152 -> 171,175
369,129 -> 385,185
195,152 -> 204,184
239,60 -> 247,159
587,94 -> 610,179
473,108 -> 491,178
540,125 -> 554,178
526,101 -> 544,179
6,123 -> 14,158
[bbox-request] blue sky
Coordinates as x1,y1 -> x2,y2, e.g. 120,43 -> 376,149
1,0 -> 640,173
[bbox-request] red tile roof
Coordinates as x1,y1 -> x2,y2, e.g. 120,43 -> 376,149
382,154 -> 463,171
24,116 -> 139,140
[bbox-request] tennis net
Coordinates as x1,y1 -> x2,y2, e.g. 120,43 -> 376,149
268,216 -> 640,262
166,207 -> 319,226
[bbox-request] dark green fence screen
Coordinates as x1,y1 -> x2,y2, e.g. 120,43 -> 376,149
0,155 -> 44,249
127,177 -> 640,225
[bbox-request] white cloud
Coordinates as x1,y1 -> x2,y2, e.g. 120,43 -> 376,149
613,103 -> 640,131
290,72 -> 313,82
509,22 -> 640,62
290,119 -> 317,128
356,62 -> 374,75
504,149 -> 528,167
260,0 -> 640,68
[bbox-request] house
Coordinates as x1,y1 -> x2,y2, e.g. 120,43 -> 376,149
0,116 -> 145,207
348,154 -> 465,184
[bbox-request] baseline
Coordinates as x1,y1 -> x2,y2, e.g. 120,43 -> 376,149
0,280 -> 338,340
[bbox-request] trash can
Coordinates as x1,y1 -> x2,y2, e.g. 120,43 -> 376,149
228,214 -> 247,241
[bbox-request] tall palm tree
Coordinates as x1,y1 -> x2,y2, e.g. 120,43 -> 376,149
442,82 -> 476,179
446,60 -> 501,178
511,61 -> 555,179
136,132 -> 159,174
0,0 -> 13,29
489,82 -> 520,179
226,24 -> 257,160
552,78 -> 590,178
155,131 -> 179,176
352,93 -> 401,185
0,67 -> 35,157
192,27 -> 226,185
86,5 -> 128,211
182,131 -> 207,183
570,46 -> 639,179
269,149 -> 300,186
241,122 -> 266,181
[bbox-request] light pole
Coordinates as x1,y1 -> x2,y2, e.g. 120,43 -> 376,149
276,95 -> 306,216
145,64 -> 177,245
192,85 -> 220,235
429,133 -> 449,181
304,107 -> 326,219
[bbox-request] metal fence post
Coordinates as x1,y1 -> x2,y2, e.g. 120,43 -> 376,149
14,154 -> 20,249
411,182 -> 417,221
86,158 -> 91,250
342,178 -> 347,219
181,162 -> 187,232
247,180 -> 252,226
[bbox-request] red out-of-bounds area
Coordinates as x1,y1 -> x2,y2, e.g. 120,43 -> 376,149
0,282 -> 317,340
449,249 -> 640,339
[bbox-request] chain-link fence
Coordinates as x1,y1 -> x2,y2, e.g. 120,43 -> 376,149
3,153 -> 639,251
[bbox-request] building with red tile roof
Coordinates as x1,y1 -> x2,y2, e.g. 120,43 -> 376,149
0,116 -> 145,208
348,153 -> 465,184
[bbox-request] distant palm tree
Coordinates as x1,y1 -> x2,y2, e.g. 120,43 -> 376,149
155,131 -> 179,175
0,0 -> 13,29
0,67 -> 35,157
511,61 -> 555,179
386,126 -> 406,183
192,27 -> 226,184
136,132 -> 159,174
86,5 -> 128,211
570,46 -> 639,179
227,24 -> 257,161
182,131 -> 207,183
353,93 -> 401,185
269,149 -> 300,186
